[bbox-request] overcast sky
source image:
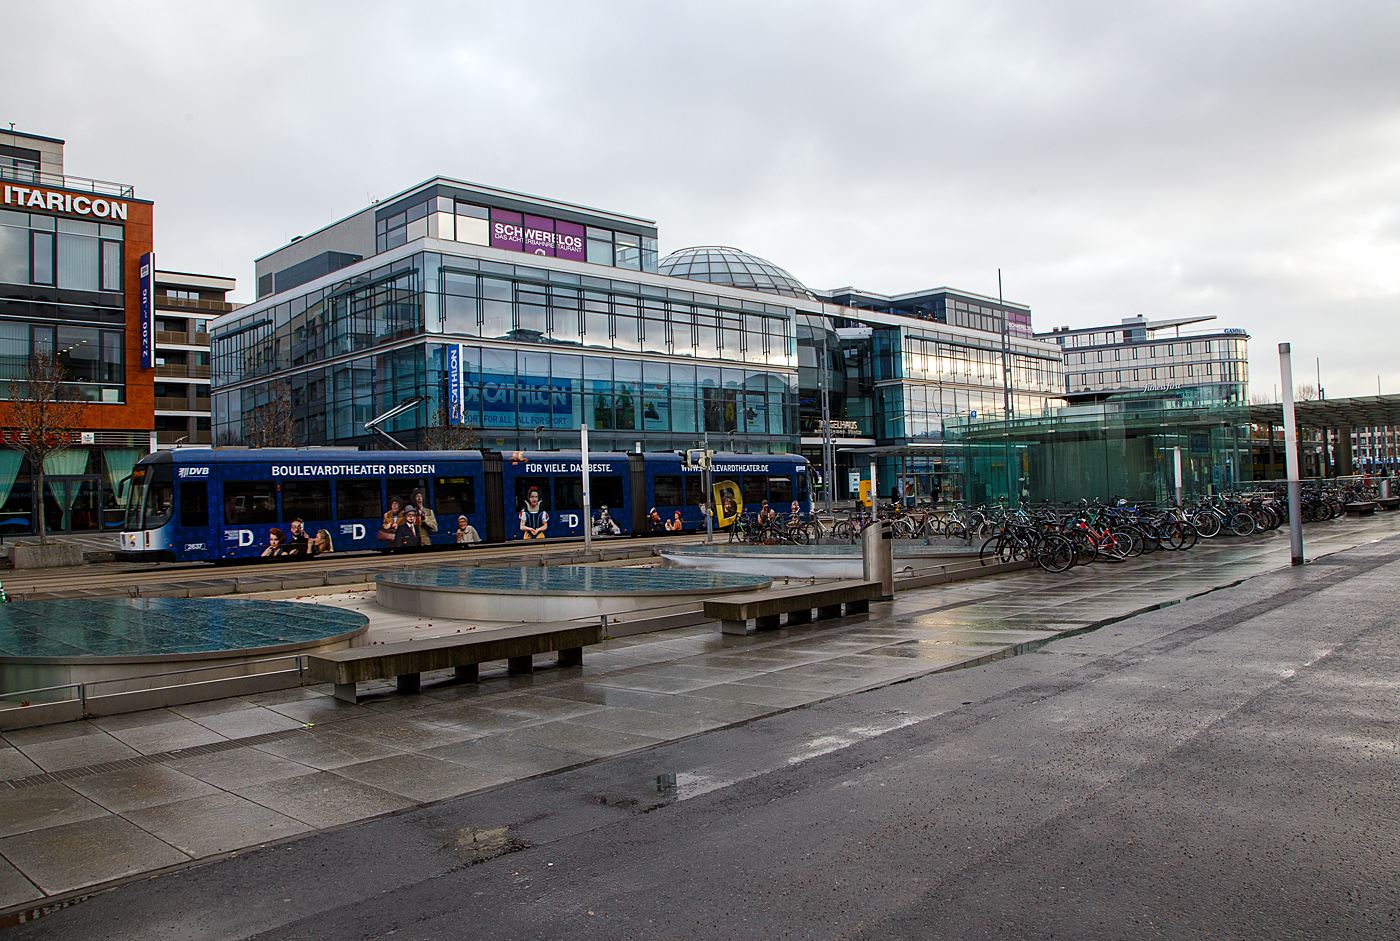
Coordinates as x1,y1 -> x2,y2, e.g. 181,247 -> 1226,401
5,1 -> 1398,400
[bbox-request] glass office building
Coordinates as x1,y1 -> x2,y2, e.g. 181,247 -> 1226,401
213,181 -> 803,454
211,182 -> 1071,502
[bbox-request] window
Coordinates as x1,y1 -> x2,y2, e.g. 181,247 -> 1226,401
336,479 -> 381,519
58,232 -> 99,290
387,478 -> 428,515
434,477 -> 476,515
654,474 -> 684,507
592,475 -> 624,511
742,475 -> 767,507
30,231 -> 53,284
684,474 -> 705,507
282,480 -> 332,521
769,477 -> 792,504
179,482 -> 208,528
554,477 -> 582,511
223,481 -> 277,525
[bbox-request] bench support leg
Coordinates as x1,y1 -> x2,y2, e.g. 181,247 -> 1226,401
846,599 -> 870,615
787,608 -> 812,624
721,618 -> 751,635
397,673 -> 421,694
817,604 -> 842,619
333,682 -> 358,704
455,664 -> 478,683
508,655 -> 534,674
558,646 -> 583,667
755,614 -> 780,631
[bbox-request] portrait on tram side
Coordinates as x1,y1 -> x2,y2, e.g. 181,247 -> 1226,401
394,506 -> 424,548
592,505 -> 620,536
665,510 -> 683,532
379,496 -> 404,543
411,488 -> 437,545
261,527 -> 287,557
519,487 -> 549,538
455,515 -> 481,544
311,528 -> 334,556
284,519 -> 310,555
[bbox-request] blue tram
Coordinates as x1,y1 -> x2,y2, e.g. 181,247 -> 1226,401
118,448 -> 809,564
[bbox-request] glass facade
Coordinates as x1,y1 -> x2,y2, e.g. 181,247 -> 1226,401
946,399 -> 1254,507
659,247 -> 815,300
214,249 -> 800,453
0,208 -> 125,402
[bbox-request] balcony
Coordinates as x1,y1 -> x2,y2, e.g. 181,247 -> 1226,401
0,164 -> 135,198
154,364 -> 211,380
154,295 -> 235,315
155,330 -> 211,347
154,397 -> 211,412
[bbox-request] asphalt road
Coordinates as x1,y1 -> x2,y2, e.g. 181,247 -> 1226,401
16,537 -> 1400,940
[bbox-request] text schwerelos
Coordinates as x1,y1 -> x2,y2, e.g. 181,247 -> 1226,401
270,464 -> 436,477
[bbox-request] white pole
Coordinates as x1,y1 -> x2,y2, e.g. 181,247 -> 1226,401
1173,446 -> 1184,507
581,423 -> 592,553
1279,343 -> 1303,566
870,459 -> 877,510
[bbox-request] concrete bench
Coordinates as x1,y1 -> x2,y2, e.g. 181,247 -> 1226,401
1345,502 -> 1379,517
306,621 -> 602,703
704,580 -> 883,636
1378,497 -> 1400,511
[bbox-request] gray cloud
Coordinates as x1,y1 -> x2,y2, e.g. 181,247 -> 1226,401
4,0 -> 1397,397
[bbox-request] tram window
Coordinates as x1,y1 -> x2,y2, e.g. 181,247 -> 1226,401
282,480 -> 331,521
143,465 -> 174,529
653,474 -> 684,507
224,481 -> 277,525
386,478 -> 426,514
126,465 -> 148,530
684,475 -> 705,507
554,477 -> 582,511
336,479 -> 381,519
592,475 -> 624,511
741,475 -> 767,508
768,477 -> 792,505
515,477 -> 551,511
179,482 -> 208,528
794,473 -> 808,501
434,477 -> 476,515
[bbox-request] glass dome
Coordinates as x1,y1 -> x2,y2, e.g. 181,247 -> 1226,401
658,246 -> 815,300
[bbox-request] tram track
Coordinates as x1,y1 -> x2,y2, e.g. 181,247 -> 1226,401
0,533 -> 705,601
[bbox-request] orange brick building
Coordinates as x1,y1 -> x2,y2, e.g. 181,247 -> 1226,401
0,129 -> 156,535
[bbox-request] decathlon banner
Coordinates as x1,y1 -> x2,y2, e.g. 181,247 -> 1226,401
139,252 -> 155,369
447,343 -> 463,424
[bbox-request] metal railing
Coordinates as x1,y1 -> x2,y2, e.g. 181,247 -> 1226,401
0,653 -> 306,712
0,164 -> 135,198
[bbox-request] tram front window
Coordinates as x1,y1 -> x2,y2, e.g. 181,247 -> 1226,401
125,466 -> 148,530
141,465 -> 174,529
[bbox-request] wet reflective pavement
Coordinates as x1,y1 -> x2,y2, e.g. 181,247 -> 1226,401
2,514 -> 1399,920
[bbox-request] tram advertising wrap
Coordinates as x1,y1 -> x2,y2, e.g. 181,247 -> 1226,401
118,449 -> 809,563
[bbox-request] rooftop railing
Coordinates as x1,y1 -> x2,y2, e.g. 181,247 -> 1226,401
0,164 -> 135,199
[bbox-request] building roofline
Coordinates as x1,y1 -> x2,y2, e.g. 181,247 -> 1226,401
1,129 -> 64,145
154,269 -> 237,289
1035,314 -> 1218,336
819,285 -> 1031,312
254,176 -> 658,265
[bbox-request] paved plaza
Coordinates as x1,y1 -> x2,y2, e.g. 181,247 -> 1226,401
1,515 -> 1398,920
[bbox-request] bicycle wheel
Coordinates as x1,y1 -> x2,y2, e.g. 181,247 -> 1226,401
1229,513 -> 1256,537
1194,513 -> 1222,538
1038,535 -> 1075,573
831,520 -> 853,542
979,535 -> 1004,565
892,518 -> 916,539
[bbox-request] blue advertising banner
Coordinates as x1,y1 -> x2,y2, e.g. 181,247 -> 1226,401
139,252 -> 155,369
447,343 -> 463,424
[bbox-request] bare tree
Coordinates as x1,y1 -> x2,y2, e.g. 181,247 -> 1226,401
243,381 -> 297,448
1249,392 -> 1273,406
1295,383 -> 1319,402
3,353 -> 89,545
422,404 -> 479,451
